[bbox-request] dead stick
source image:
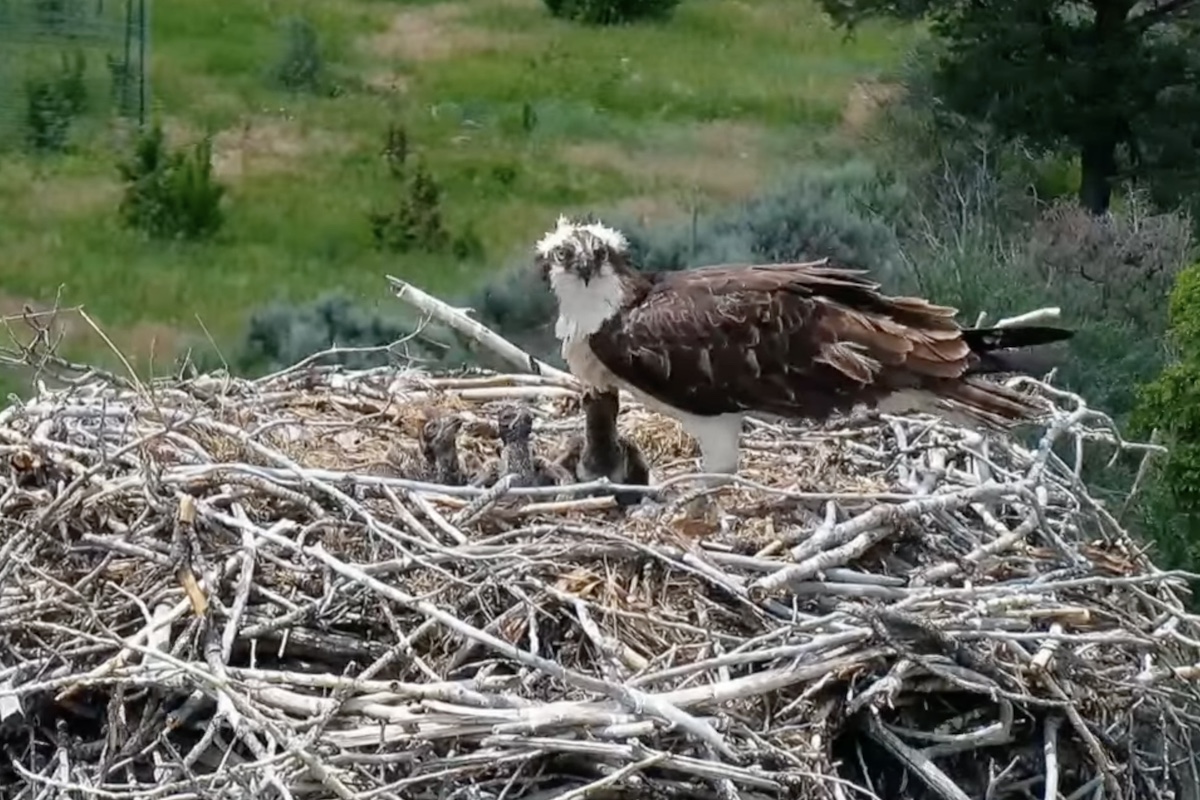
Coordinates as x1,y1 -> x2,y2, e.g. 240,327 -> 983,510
175,495 -> 208,617
386,274 -> 577,384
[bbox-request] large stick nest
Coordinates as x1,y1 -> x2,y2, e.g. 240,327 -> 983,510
0,357 -> 1198,800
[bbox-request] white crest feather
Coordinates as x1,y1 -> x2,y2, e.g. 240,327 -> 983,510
534,215 -> 629,257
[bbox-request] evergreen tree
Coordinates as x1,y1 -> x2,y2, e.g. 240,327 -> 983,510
819,0 -> 1200,214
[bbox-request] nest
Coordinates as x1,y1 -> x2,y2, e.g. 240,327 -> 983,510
1,357 -> 1199,800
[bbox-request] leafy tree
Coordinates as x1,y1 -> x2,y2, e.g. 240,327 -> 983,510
818,0 -> 1200,214
1133,263 -> 1200,503
1131,262 -> 1200,570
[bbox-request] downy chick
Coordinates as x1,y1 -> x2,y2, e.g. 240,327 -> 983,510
377,412 -> 466,483
555,388 -> 650,507
473,403 -> 570,489
418,413 -> 466,485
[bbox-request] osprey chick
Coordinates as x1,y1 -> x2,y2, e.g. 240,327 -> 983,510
536,214 -> 1073,483
375,412 -> 465,484
419,414 -> 467,485
555,387 -> 651,508
473,403 -> 571,489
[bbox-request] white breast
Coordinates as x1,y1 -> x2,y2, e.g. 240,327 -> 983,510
550,269 -> 625,340
561,337 -> 620,391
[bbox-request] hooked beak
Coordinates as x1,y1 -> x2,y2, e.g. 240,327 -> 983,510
580,244 -> 609,285
577,261 -> 596,285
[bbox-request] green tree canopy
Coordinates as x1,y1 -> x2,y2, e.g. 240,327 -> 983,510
820,0 -> 1200,214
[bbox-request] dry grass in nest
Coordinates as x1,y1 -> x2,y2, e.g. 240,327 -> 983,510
0,357 -> 1196,800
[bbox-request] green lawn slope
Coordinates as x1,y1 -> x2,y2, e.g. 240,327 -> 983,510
0,0 -> 917,377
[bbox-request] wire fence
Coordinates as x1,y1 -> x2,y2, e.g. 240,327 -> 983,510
0,0 -> 149,152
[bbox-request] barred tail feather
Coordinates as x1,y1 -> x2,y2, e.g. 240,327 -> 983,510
936,377 -> 1052,428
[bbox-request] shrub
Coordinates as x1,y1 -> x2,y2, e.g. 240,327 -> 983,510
23,50 -> 87,154
269,15 -> 324,94
381,121 -> 408,180
865,41 -> 1080,225
1017,197 -> 1187,419
117,122 -> 226,241
33,0 -> 84,34
370,158 -> 450,254
898,191 -> 1193,425
214,292 -> 479,377
627,162 -> 910,275
1130,263 -> 1200,574
1027,200 -> 1190,335
24,77 -> 74,153
106,52 -> 139,117
368,124 -> 485,259
543,0 -> 681,25
231,293 -> 412,374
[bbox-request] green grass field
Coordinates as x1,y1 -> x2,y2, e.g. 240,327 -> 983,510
0,0 -> 917,377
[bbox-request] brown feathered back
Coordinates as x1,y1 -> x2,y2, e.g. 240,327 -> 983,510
587,260 -> 1069,427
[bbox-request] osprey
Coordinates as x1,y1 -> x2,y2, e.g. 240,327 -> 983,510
536,215 -> 1073,483
471,403 -> 572,490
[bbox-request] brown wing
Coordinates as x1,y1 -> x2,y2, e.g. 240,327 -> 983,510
588,261 -> 1016,422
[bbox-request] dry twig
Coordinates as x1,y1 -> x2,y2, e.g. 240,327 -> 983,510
0,305 -> 1197,800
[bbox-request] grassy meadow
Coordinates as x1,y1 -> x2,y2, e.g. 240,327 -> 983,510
0,0 -> 918,380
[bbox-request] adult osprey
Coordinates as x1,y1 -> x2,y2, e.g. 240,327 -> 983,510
535,215 -> 1073,481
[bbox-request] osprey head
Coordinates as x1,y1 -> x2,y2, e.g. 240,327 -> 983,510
496,403 -> 534,445
420,414 -> 463,461
534,214 -> 629,286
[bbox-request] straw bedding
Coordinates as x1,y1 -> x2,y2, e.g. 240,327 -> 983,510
1,356 -> 1199,800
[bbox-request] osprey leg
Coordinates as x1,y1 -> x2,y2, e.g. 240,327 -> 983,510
664,413 -> 738,529
681,413 -> 743,482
